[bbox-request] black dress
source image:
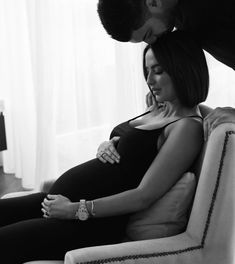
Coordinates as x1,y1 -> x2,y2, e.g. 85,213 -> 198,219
0,112 -> 197,263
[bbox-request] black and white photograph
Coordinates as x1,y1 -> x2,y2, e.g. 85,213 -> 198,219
0,0 -> 235,263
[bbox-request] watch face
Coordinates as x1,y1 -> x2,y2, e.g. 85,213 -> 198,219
78,201 -> 89,221
79,210 -> 89,221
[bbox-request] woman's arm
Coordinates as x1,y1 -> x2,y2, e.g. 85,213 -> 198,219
85,118 -> 203,218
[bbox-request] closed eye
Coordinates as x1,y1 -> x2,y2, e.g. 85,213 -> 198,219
153,66 -> 163,75
154,70 -> 163,75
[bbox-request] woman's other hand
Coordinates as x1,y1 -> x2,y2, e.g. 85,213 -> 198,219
145,91 -> 158,109
41,194 -> 75,219
96,136 -> 120,164
146,91 -> 154,107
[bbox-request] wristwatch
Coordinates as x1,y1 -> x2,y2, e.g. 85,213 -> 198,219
75,199 -> 90,221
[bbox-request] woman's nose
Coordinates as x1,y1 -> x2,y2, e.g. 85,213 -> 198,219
147,72 -> 155,86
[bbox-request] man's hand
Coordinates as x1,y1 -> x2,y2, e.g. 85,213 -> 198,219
203,107 -> 235,141
96,136 -> 120,164
41,194 -> 75,219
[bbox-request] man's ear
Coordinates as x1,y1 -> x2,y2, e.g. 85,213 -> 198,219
145,0 -> 163,13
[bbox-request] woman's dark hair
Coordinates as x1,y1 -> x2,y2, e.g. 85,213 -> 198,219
143,31 -> 209,107
97,0 -> 144,42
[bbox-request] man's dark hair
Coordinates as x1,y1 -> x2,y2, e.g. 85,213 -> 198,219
143,31 -> 209,108
97,0 -> 144,42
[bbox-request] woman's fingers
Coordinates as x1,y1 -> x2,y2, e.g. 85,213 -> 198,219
146,92 -> 153,107
96,151 -> 107,163
108,145 -> 120,162
47,194 -> 58,200
41,208 -> 49,218
96,140 -> 120,164
111,136 -> 120,144
41,197 -> 54,215
41,200 -> 51,218
42,197 -> 53,206
41,202 -> 49,212
101,152 -> 115,164
98,156 -> 107,163
99,150 -> 119,164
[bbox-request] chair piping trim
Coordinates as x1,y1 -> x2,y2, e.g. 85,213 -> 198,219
77,131 -> 235,264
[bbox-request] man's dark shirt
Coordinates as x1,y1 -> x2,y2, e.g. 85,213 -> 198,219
175,0 -> 235,69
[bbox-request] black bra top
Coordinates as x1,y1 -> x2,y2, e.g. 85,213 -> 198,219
109,111 -> 203,179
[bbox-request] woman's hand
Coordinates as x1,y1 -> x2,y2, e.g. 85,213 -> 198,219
96,136 -> 120,164
145,91 -> 158,108
41,194 -> 76,219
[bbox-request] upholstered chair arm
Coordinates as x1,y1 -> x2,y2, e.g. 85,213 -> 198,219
65,233 -> 198,264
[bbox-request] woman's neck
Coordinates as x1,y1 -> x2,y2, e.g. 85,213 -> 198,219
158,101 -> 200,118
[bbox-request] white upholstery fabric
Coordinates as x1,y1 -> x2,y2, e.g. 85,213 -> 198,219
2,122 -> 235,264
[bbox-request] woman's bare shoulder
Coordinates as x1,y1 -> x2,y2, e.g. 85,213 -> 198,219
166,116 -> 203,140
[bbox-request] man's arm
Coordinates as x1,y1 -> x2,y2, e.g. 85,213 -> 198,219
203,107 -> 235,141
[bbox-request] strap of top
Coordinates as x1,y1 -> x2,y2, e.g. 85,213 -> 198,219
128,111 -> 151,122
129,112 -> 202,123
161,115 -> 203,129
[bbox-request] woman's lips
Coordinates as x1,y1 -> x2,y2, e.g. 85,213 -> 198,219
153,89 -> 161,95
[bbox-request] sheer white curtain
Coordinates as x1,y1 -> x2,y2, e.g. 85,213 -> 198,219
0,0 -> 147,189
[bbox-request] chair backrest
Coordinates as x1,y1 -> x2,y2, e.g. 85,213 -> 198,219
186,123 -> 235,264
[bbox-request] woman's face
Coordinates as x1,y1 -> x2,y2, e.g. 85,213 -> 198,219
145,48 -> 178,104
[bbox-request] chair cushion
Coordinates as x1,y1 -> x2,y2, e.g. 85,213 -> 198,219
126,172 -> 196,240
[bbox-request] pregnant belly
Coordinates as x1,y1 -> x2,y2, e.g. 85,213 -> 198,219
49,158 -> 141,202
